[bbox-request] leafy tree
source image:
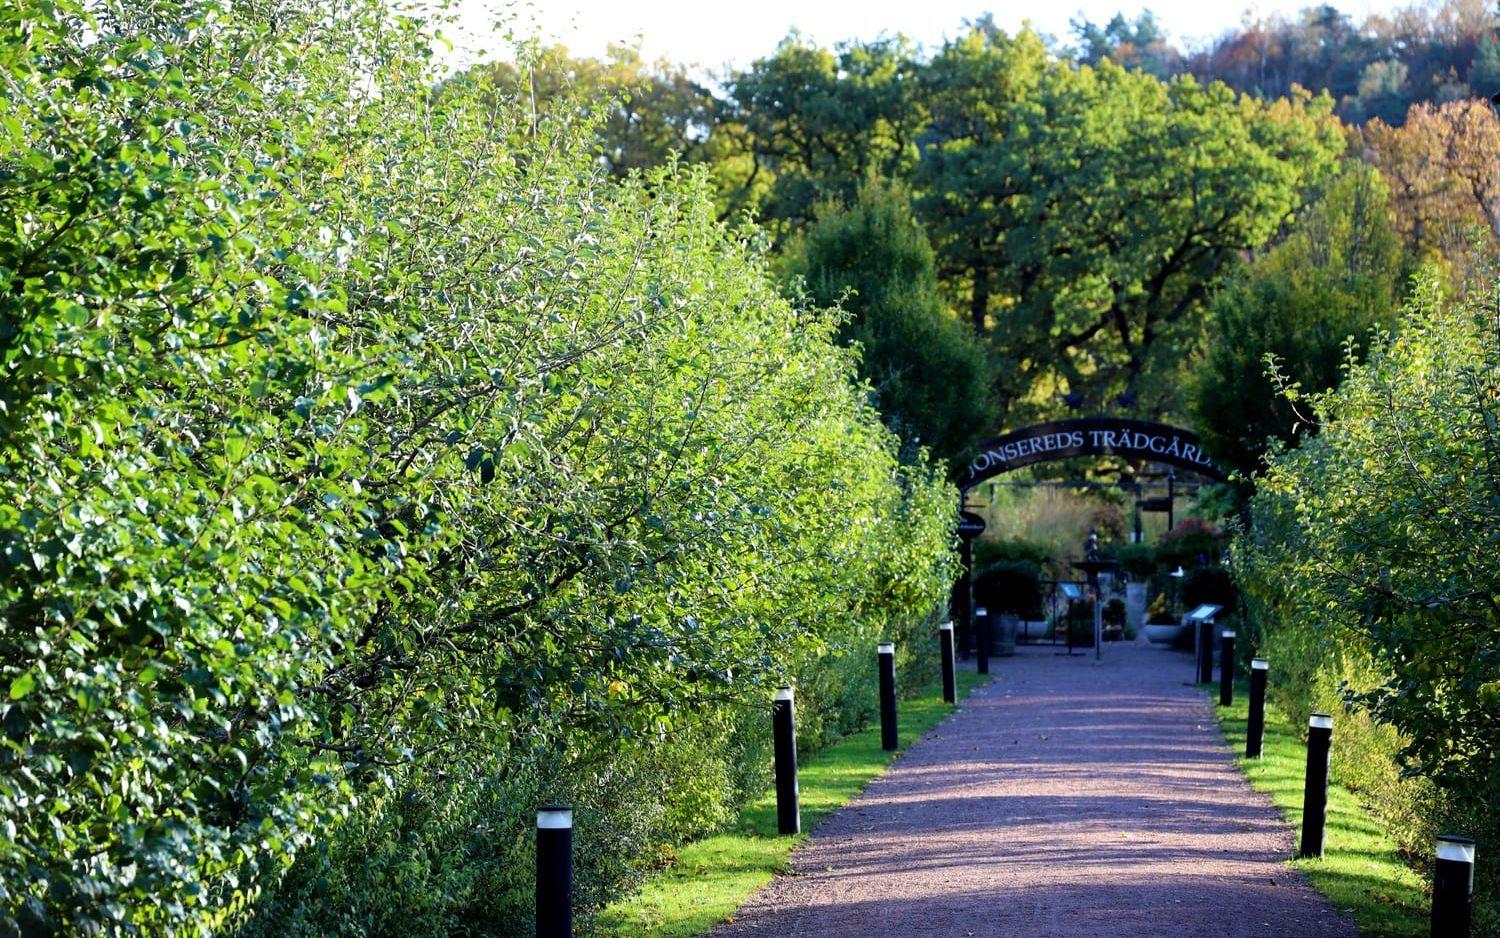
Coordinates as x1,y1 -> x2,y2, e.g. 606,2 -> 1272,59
1359,97 -> 1500,272
0,1 -> 956,931
1346,58 -> 1412,124
1183,0 -> 1498,124
1472,31 -> 1500,94
914,25 -> 1048,337
919,28 -> 1346,418
471,43 -> 718,177
1236,269 -> 1500,927
1070,10 -> 1181,78
720,33 -> 926,235
1191,163 -> 1409,483
781,183 -> 995,467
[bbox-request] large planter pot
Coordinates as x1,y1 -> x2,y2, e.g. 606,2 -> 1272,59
1019,620 -> 1050,640
1125,582 -> 1148,628
1144,622 -> 1185,646
995,613 -> 1018,657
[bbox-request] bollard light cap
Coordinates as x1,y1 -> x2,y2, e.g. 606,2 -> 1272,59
1437,834 -> 1476,863
878,641 -> 895,654
939,621 -> 954,631
1251,658 -> 1269,670
1308,712 -> 1333,730
774,686 -> 794,701
537,805 -> 573,829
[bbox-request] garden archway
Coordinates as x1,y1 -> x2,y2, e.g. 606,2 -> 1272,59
954,417 -> 1226,659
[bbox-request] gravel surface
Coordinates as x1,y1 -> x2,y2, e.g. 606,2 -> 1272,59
715,640 -> 1358,937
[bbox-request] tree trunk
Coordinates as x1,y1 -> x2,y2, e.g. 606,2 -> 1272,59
970,269 -> 990,334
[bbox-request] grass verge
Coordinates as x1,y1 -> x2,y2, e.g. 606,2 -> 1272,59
597,670 -> 990,936
1210,684 -> 1428,938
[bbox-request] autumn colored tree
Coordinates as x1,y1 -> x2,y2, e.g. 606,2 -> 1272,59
1359,98 -> 1500,270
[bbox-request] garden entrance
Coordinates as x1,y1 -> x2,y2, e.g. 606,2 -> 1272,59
954,417 -> 1226,660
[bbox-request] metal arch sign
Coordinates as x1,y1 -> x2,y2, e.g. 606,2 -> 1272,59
959,417 -> 1226,490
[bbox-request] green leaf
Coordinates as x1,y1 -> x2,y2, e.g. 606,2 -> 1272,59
8,672 -> 37,700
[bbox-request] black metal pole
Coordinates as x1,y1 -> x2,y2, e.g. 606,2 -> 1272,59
536,805 -> 573,938
878,642 -> 898,751
1167,471 -> 1176,531
1431,834 -> 1475,937
1196,618 -> 1215,684
939,622 -> 956,704
1091,574 -> 1102,662
1299,713 -> 1333,859
1247,657 -> 1268,759
1219,629 -> 1236,706
976,606 -> 991,675
772,687 -> 800,836
959,537 -> 974,659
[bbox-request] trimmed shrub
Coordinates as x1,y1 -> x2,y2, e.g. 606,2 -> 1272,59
973,562 -> 1044,620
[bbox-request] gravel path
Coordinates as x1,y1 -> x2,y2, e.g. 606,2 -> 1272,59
715,640 -> 1358,937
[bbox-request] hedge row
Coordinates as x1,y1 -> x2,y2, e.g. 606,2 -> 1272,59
0,2 -> 956,933
1234,269 -> 1500,931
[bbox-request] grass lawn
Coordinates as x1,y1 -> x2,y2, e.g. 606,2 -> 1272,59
1210,684 -> 1429,938
597,670 -> 990,936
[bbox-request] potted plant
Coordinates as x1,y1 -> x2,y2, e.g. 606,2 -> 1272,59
1114,543 -> 1155,629
1102,597 -> 1127,641
973,559 -> 1044,656
1143,592 -> 1185,645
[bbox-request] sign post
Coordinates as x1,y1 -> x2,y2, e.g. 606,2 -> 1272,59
956,510 -> 985,659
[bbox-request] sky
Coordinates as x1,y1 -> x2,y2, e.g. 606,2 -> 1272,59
446,0 -> 1409,72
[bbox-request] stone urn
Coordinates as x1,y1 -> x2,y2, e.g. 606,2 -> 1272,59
995,613 -> 1019,657
1144,620 -> 1185,646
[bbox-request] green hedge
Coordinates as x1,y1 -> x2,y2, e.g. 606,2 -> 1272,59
1235,270 -> 1500,932
0,2 -> 956,932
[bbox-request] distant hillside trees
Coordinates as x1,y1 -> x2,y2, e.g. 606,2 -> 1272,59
1079,0 -> 1500,125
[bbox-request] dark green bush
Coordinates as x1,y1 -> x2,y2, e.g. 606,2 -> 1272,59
1182,567 -> 1238,612
1063,599 -> 1095,645
973,562 -> 1044,620
973,537 -> 1052,570
1113,543 -> 1157,579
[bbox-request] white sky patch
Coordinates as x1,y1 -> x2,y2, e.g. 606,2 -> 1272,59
441,0 -> 1405,73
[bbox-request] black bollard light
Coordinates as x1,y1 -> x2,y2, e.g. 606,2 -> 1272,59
1246,657 -> 1268,759
1196,618 -> 1215,684
1431,834 -> 1475,937
939,622 -> 957,704
536,804 -> 573,938
1299,713 -> 1333,859
976,606 -> 991,676
878,641 -> 898,751
772,687 -> 800,835
1219,629 -> 1236,707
